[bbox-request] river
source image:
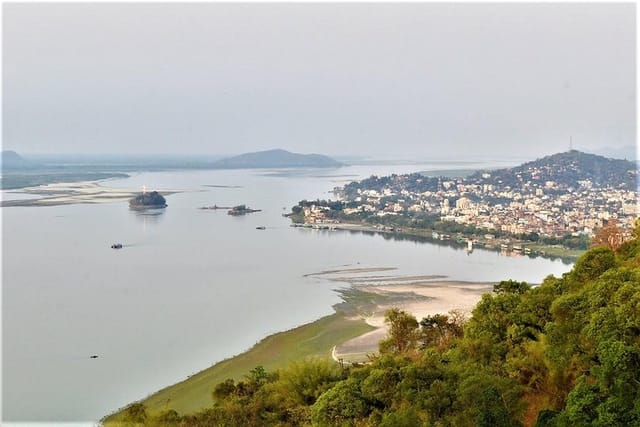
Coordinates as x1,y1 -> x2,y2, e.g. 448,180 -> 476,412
2,163 -> 572,423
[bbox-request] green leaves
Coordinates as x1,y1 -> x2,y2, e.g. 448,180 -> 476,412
379,309 -> 420,354
311,378 -> 369,426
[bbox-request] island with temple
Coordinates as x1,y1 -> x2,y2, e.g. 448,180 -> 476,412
129,191 -> 167,209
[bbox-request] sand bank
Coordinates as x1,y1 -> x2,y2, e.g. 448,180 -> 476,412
333,279 -> 494,363
1,181 -> 181,207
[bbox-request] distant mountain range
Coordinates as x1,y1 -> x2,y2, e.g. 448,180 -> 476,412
211,149 -> 343,169
471,150 -> 638,189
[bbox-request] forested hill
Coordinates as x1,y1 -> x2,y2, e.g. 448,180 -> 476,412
471,150 -> 637,189
212,149 -> 343,169
114,223 -> 640,427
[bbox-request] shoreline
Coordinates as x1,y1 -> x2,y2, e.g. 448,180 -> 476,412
333,279 -> 495,364
103,276 -> 495,424
1,180 -> 182,207
102,312 -> 375,424
292,220 -> 582,263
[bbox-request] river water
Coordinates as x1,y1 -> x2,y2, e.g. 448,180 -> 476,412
2,164 -> 572,423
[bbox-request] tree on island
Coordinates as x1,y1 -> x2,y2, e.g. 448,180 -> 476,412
129,191 -> 167,208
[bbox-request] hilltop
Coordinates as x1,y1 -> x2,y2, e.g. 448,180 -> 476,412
1,150 -> 29,169
471,150 -> 637,189
211,149 -> 343,169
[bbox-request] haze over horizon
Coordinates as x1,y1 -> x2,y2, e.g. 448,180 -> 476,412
3,3 -> 636,159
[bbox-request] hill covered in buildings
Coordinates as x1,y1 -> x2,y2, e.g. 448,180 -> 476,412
289,150 -> 638,257
211,149 -> 343,169
470,150 -> 637,190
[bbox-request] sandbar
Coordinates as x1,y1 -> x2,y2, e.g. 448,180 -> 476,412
1,181 -> 181,207
332,278 -> 494,363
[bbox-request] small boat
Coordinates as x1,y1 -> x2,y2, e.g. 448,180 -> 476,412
111,243 -> 123,249
256,226 -> 266,230
90,355 -> 99,359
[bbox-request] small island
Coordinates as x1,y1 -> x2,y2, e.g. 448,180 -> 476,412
198,204 -> 231,210
227,204 -> 261,216
129,191 -> 167,209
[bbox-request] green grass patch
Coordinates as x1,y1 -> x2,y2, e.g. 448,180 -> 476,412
521,243 -> 584,261
333,287 -> 393,316
103,312 -> 374,423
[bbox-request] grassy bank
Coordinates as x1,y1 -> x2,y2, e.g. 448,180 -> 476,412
520,242 -> 584,260
103,312 -> 375,424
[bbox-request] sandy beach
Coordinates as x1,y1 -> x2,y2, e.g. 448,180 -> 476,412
334,280 -> 494,363
313,267 -> 495,363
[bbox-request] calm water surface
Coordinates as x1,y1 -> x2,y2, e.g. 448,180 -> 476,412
3,165 -> 572,423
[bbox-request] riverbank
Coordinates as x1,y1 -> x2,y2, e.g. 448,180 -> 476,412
103,311 -> 375,424
291,220 -> 583,262
333,280 -> 494,363
4,165 -> 575,423
103,273 -> 495,424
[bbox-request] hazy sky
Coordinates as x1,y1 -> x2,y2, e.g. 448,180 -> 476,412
3,3 -> 636,159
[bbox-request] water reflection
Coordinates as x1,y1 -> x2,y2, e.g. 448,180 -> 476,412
129,207 -> 166,228
298,227 -> 575,265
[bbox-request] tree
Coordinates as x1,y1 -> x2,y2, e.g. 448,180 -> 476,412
213,378 -> 237,401
591,218 -> 624,251
275,359 -> 342,406
569,247 -> 617,289
379,308 -> 419,354
123,403 -> 148,424
379,407 -> 425,427
419,311 -> 465,350
452,368 -> 525,427
155,409 -> 182,425
311,378 -> 370,426
494,280 -> 530,295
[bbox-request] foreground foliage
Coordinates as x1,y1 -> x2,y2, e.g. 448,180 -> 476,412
118,224 -> 640,426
